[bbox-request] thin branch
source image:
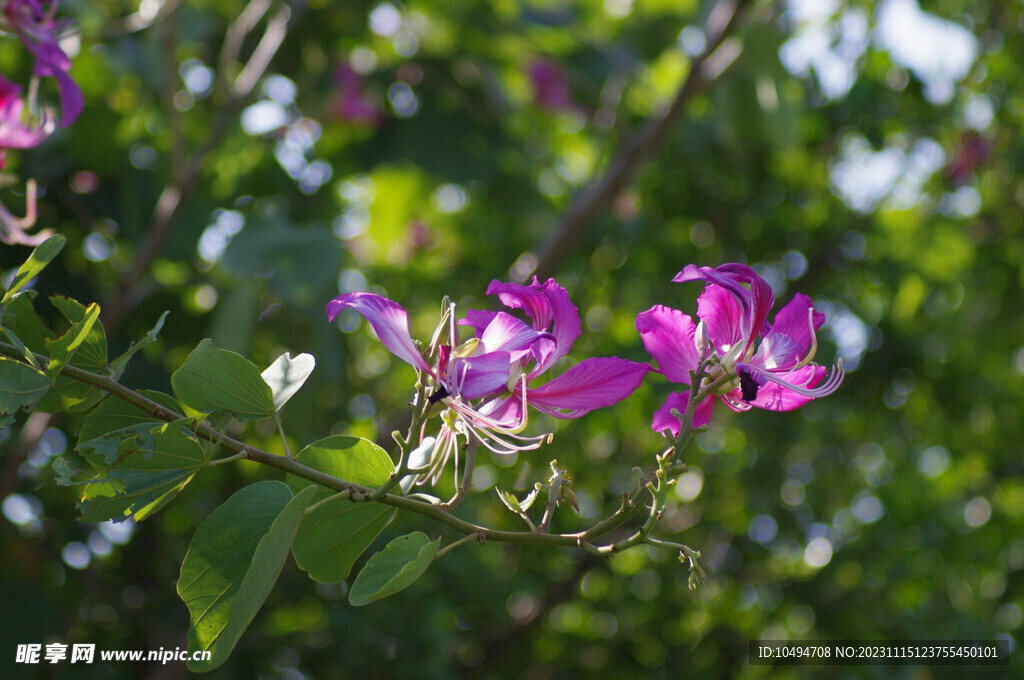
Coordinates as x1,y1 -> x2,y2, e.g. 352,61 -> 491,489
101,1 -> 303,333
514,0 -> 754,281
0,340 -> 654,550
433,532 -> 483,561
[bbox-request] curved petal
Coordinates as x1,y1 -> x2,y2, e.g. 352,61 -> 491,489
479,311 -> 555,364
50,68 -> 83,127
752,293 -> 824,370
448,351 -> 511,400
476,395 -> 523,429
527,357 -> 648,417
695,284 -> 745,352
675,263 -> 774,349
746,364 -> 825,411
651,391 -> 715,436
326,293 -> 431,373
457,309 -> 497,338
486,277 -> 581,376
635,305 -> 700,384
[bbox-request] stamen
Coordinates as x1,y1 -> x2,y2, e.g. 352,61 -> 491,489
791,307 -> 819,371
756,359 -> 844,397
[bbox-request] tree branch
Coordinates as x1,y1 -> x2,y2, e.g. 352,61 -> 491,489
0,340 -> 662,550
101,1 -> 302,333
513,0 -> 753,282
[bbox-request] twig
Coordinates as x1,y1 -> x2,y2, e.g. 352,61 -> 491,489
0,340 -> 657,549
433,532 -> 483,561
101,1 -> 303,333
441,440 -> 476,511
515,0 -> 753,281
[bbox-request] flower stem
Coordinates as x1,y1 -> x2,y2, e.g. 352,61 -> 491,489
433,532 -> 483,561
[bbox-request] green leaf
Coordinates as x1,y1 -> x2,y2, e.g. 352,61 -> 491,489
2,292 -> 50,355
2,235 -> 66,304
349,532 -> 440,606
74,421 -> 211,522
76,390 -> 182,449
286,436 -> 396,583
171,338 -> 275,419
45,301 -> 101,380
35,296 -> 108,414
178,482 -> 314,672
261,352 -> 315,412
0,357 -> 50,414
109,310 -> 169,378
0,326 -> 43,371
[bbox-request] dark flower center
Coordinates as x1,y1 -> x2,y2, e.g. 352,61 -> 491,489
739,369 -> 759,403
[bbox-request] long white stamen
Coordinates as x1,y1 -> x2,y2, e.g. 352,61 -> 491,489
791,307 -> 819,371
757,359 -> 844,397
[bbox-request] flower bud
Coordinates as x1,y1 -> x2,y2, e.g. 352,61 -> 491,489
695,319 -> 710,358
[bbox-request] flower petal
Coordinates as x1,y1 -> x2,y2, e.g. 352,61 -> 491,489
527,357 -> 648,417
486,277 -> 581,376
635,305 -> 700,383
476,395 -> 523,429
479,311 -> 555,364
651,391 -> 715,436
695,284 -> 745,352
448,351 -> 511,400
457,309 -> 497,337
674,263 -> 774,349
326,292 -> 431,373
752,293 -> 824,370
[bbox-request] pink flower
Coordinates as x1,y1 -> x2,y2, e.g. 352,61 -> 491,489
333,63 -> 380,126
461,278 -> 649,423
327,279 -> 648,484
528,59 -> 577,112
4,0 -> 82,127
637,264 -> 843,436
0,75 -> 53,153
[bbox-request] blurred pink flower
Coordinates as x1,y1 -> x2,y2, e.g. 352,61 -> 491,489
4,0 -> 82,127
334,63 -> 381,126
528,59 -> 577,112
0,75 -> 54,154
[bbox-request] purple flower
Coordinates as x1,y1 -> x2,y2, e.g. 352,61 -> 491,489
636,263 -> 843,436
327,279 -> 647,484
4,0 -> 83,127
528,60 -> 578,113
333,63 -> 380,126
462,278 -> 649,422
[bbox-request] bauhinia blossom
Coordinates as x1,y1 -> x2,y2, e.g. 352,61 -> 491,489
636,263 -> 843,436
0,76 -> 50,245
3,0 -> 83,127
0,75 -> 53,152
327,278 -> 648,485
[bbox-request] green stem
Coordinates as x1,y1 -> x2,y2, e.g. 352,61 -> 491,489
0,341 -> 647,549
433,532 -> 482,561
441,441 -> 475,510
207,450 -> 248,466
274,412 -> 292,458
304,489 -> 352,515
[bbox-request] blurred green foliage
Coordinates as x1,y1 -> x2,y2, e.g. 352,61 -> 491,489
1,0 -> 1022,677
